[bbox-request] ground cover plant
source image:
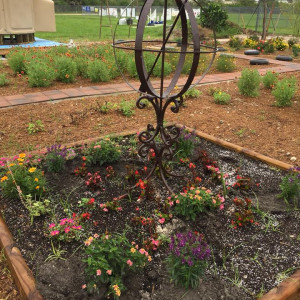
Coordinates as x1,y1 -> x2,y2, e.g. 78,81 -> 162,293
0,132 -> 299,300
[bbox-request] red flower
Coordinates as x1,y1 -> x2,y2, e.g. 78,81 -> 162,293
81,212 -> 91,220
82,156 -> 86,161
88,198 -> 95,205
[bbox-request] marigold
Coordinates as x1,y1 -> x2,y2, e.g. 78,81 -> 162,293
1,176 -> 8,182
29,167 -> 36,173
34,178 -> 39,182
130,247 -> 136,253
19,153 -> 26,158
35,186 -> 40,189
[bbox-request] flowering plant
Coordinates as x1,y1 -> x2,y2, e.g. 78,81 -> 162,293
166,232 -> 210,288
176,126 -> 197,158
232,175 -> 252,190
45,144 -> 67,173
171,187 -> 225,220
74,162 -> 88,177
48,216 -> 84,242
83,139 -> 121,166
85,172 -> 104,190
231,197 -> 254,229
83,232 -> 151,298
0,153 -> 46,199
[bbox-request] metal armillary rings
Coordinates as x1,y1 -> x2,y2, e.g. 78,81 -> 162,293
112,0 -> 217,193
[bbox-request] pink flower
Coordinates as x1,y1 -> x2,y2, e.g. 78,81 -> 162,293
103,208 -> 108,212
169,201 -> 174,207
127,259 -> 133,267
106,270 -> 112,275
176,199 -> 180,204
64,227 -> 70,233
219,204 -> 224,210
158,218 -> 165,224
50,230 -> 60,236
49,223 -> 56,229
117,207 -> 123,211
96,269 -> 101,276
82,284 -> 87,289
139,248 -> 145,255
94,233 -> 99,238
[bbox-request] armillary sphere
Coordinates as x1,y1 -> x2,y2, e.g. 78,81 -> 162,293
112,0 -> 217,194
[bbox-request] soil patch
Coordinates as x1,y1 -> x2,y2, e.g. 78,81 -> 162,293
0,72 -> 299,165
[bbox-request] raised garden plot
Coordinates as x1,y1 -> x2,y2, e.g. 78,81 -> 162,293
0,129 -> 299,300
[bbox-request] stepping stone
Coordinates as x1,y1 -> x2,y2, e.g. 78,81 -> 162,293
244,49 -> 260,55
250,58 -> 269,65
275,55 -> 293,62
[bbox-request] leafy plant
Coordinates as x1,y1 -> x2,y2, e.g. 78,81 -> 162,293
272,76 -> 297,107
176,127 -> 197,158
88,60 -> 111,82
256,39 -> 275,54
292,44 -> 300,57
228,36 -> 243,50
288,38 -> 298,48
27,62 -> 55,87
237,69 -> 261,97
213,91 -> 231,105
166,232 -> 210,289
120,99 -> 135,117
183,88 -> 202,99
199,2 -> 228,32
231,197 -> 255,229
45,144 -> 67,173
216,54 -> 236,72
85,172 -> 104,190
171,187 -> 225,220
7,51 -> 27,74
83,232 -> 150,298
0,73 -> 9,86
272,37 -> 288,51
84,139 -> 121,166
48,216 -> 83,242
24,194 -> 51,225
262,71 -> 278,89
277,167 -> 300,208
27,120 -> 45,135
54,56 -> 77,83
0,153 -> 46,199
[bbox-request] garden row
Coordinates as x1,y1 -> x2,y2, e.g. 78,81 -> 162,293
0,129 -> 299,299
228,35 -> 300,56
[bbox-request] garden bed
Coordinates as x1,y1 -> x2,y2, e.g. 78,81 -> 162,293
0,128 -> 299,300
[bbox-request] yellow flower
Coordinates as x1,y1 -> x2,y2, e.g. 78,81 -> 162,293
130,248 -> 136,253
34,178 -> 39,182
148,256 -> 152,262
17,158 -> 24,162
18,163 -> 23,166
19,153 -> 26,158
9,163 -> 15,167
35,186 -> 40,190
1,176 -> 8,182
29,167 -> 36,173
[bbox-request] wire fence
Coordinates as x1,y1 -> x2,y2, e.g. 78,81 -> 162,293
54,5 -> 299,36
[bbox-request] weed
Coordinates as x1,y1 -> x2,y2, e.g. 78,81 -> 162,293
0,73 -> 9,86
27,120 -> 45,135
214,91 -> 231,105
120,99 -> 135,117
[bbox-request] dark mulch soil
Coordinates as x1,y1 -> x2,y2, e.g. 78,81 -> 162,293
0,135 -> 299,300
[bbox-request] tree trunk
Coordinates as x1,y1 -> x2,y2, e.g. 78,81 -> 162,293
261,0 -> 268,40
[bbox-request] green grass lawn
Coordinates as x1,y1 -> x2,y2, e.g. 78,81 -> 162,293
36,15 -> 165,43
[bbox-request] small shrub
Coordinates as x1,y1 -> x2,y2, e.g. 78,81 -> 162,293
183,88 -> 202,99
75,57 -> 89,78
231,197 -> 255,229
0,73 -> 9,86
84,139 -> 121,166
256,39 -> 275,54
292,44 -> 300,57
228,36 -> 242,50
216,55 -> 236,72
207,86 -> 221,96
272,76 -> 297,107
54,57 -> 77,83
277,167 -> 300,208
237,69 -> 261,97
45,144 -> 67,173
262,71 -> 278,89
0,153 -> 46,199
87,60 -> 110,82
199,2 -> 228,32
27,62 -> 55,87
273,37 -> 288,51
120,99 -> 135,117
27,120 -> 44,135
171,187 -> 224,220
243,37 -> 258,49
213,91 -> 231,104
176,127 -> 197,158
288,38 -> 298,48
84,232 -> 150,298
166,232 -> 210,289
7,51 -> 27,74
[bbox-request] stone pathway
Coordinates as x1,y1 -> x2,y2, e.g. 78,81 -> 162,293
0,54 -> 299,109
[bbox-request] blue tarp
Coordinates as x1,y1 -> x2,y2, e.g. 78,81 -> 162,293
0,38 -> 63,49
